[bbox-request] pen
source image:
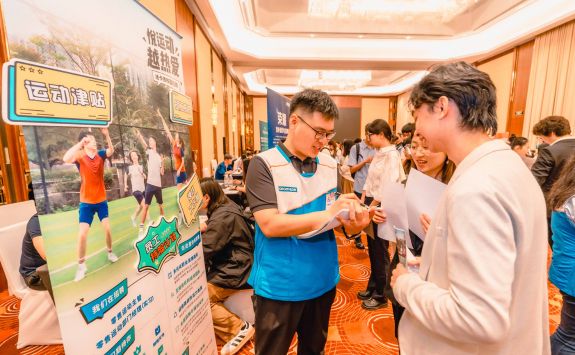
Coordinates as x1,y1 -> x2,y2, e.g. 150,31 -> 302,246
334,192 -> 370,209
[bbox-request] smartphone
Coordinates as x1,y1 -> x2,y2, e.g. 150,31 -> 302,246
394,226 -> 419,273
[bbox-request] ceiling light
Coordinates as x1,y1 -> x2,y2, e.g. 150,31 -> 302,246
245,70 -> 427,96
308,0 -> 480,24
298,70 -> 372,91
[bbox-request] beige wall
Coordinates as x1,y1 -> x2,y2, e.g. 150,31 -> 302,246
226,74 -> 234,156
194,25 -> 215,175
213,54 -> 225,160
478,52 -> 514,133
230,79 -> 240,157
240,92 -> 245,149
361,98 -> 389,138
396,91 -> 413,132
138,0 -> 176,30
253,97 -> 267,151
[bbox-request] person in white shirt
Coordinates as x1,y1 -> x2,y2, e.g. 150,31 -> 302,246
359,119 -> 406,310
135,129 -> 165,237
124,150 -> 147,226
391,61 -> 550,355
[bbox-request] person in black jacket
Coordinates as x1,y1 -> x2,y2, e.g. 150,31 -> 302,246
199,178 -> 254,355
531,115 -> 575,248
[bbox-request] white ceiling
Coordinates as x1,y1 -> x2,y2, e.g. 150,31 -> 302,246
187,0 -> 575,96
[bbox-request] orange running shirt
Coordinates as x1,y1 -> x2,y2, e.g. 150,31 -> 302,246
75,150 -> 107,204
173,144 -> 185,172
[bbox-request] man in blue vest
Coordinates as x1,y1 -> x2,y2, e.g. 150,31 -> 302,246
246,89 -> 372,354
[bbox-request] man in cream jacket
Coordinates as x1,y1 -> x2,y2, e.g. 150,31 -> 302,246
391,62 -> 550,355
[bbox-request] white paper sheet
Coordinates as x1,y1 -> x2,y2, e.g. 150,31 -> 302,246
404,168 -> 447,241
375,182 -> 411,248
297,208 -> 349,239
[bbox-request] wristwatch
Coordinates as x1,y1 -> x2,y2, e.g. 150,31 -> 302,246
342,226 -> 361,240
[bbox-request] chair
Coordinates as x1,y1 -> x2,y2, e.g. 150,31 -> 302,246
202,167 -> 211,178
0,201 -> 62,348
211,159 -> 218,175
223,289 -> 255,325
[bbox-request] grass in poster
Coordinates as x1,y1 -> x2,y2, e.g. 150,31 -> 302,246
40,186 -> 189,287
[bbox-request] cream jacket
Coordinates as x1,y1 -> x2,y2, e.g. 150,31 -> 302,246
393,140 -> 550,355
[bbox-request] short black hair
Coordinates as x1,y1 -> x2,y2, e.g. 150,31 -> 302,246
289,89 -> 339,120
343,139 -> 354,156
508,134 -> 529,150
367,119 -> 393,141
224,154 -> 233,160
78,131 -> 94,142
401,122 -> 415,134
409,61 -> 497,135
532,116 -> 571,137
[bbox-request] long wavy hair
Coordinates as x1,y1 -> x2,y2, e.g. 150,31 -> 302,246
548,154 -> 575,210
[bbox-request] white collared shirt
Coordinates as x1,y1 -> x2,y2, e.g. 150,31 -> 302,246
363,145 -> 405,199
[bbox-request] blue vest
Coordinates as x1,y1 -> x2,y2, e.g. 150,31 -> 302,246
248,146 -> 339,301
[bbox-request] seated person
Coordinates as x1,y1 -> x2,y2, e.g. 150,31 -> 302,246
19,213 -> 53,299
215,154 -> 234,180
232,154 -> 245,172
199,178 -> 255,355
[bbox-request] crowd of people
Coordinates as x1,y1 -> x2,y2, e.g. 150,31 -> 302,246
20,62 -> 575,355
197,62 -> 575,355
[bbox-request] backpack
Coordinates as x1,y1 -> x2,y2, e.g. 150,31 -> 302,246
350,142 -> 362,179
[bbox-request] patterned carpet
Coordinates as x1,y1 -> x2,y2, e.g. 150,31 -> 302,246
0,233 -> 561,354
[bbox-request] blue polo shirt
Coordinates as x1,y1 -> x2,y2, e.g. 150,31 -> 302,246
347,140 -> 375,193
215,161 -> 233,180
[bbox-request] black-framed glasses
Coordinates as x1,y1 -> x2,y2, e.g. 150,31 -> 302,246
409,144 -> 430,154
295,114 -> 336,141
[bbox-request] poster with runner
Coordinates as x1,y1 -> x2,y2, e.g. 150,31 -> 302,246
2,0 -> 216,353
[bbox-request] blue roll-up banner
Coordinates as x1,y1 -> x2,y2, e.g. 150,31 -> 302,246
266,88 -> 290,149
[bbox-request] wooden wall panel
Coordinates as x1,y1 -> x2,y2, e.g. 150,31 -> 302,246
477,51 -> 515,133
0,2 -> 28,204
507,41 -> 534,135
331,96 -> 362,108
175,0 -> 203,174
389,97 -> 398,132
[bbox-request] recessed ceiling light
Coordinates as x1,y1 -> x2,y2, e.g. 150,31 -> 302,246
405,36 -> 412,40
358,34 -> 364,38
309,34 -> 316,38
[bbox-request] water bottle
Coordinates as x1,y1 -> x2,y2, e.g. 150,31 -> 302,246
224,173 -> 231,188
